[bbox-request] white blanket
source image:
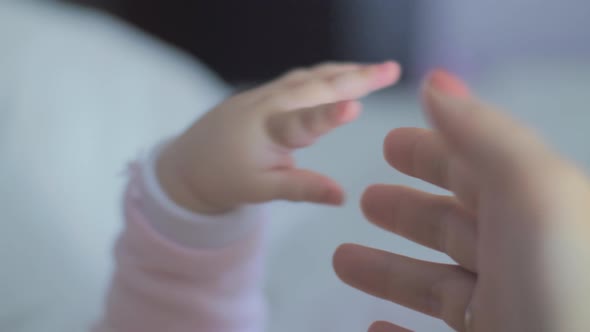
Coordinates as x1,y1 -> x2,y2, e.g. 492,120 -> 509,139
0,2 -> 227,331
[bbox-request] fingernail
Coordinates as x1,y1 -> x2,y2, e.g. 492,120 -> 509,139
427,69 -> 470,99
422,70 -> 473,126
373,61 -> 401,86
376,61 -> 399,72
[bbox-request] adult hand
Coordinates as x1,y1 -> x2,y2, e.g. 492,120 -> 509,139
334,70 -> 590,331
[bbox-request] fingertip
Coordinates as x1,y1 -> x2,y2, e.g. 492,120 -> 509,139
323,185 -> 345,205
382,127 -> 419,171
374,61 -> 402,88
381,61 -> 402,78
420,69 -> 474,130
330,100 -> 362,125
332,243 -> 360,279
424,69 -> 470,99
421,70 -> 514,169
383,128 -> 401,165
368,321 -> 387,332
360,184 -> 378,212
332,243 -> 377,289
369,321 -> 412,332
302,176 -> 344,205
343,100 -> 363,122
360,184 -> 392,223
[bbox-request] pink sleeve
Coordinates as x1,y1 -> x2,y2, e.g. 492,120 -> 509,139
93,168 -> 268,332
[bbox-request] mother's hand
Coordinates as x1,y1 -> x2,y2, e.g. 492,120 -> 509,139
333,70 -> 590,331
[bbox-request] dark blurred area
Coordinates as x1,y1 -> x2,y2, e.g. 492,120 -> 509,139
65,0 -> 418,84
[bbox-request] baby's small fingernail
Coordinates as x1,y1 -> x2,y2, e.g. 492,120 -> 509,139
371,61 -> 401,85
379,61 -> 400,71
332,61 -> 400,90
426,69 -> 470,99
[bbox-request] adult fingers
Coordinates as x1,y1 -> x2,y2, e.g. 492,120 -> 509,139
383,127 -> 479,209
422,70 -> 560,185
362,185 -> 478,272
333,244 -> 476,332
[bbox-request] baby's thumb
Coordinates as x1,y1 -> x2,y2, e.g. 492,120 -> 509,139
269,169 -> 344,205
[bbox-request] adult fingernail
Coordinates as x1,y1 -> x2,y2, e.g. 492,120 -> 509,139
427,69 -> 470,99
422,69 -> 473,122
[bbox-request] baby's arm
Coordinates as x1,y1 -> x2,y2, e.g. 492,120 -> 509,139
92,149 -> 267,332
94,62 -> 401,332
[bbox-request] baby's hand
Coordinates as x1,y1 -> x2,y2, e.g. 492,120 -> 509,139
157,62 -> 401,214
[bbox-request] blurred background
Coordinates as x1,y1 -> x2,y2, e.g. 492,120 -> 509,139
66,0 -> 590,83
65,0 -> 420,83
1,0 -> 589,331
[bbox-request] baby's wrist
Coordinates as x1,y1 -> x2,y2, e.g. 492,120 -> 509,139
156,144 -> 235,215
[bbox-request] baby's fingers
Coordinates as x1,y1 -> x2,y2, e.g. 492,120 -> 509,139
267,100 -> 361,149
266,62 -> 401,110
269,169 -> 344,205
272,62 -> 361,90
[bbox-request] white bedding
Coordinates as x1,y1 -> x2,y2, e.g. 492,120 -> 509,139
0,2 -> 227,331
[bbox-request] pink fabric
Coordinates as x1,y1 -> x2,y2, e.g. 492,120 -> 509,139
93,177 -> 268,332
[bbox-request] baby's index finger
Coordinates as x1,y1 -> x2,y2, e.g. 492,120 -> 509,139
266,61 -> 401,110
336,61 -> 401,92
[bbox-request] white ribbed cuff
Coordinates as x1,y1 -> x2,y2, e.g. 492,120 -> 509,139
134,141 -> 265,249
